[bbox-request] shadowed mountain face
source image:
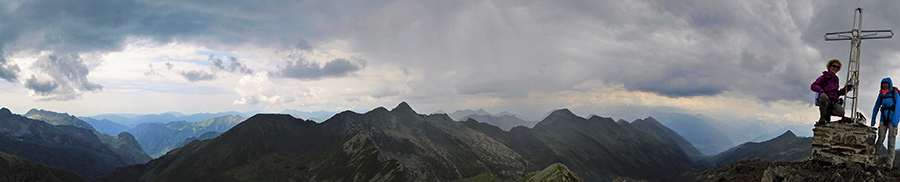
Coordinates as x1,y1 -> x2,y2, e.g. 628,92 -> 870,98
97,114 -> 404,182
0,151 -> 88,182
704,130 -> 812,166
25,108 -> 96,131
464,109 -> 695,181
98,103 -> 695,181
0,108 -> 151,179
129,115 -> 245,158
629,117 -> 704,158
172,131 -> 222,150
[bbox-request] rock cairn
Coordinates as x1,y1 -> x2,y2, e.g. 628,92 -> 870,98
810,122 -> 877,167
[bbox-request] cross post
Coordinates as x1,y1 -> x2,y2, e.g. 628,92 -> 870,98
824,7 -> 893,123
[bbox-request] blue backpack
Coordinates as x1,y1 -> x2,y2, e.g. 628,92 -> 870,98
881,87 -> 898,111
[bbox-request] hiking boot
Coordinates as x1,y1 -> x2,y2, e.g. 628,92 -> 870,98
838,117 -> 853,123
815,121 -> 825,126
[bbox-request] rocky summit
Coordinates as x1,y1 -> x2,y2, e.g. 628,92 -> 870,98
811,122 -> 877,166
690,122 -> 898,182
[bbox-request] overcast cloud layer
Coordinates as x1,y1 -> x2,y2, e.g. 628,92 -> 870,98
2,0 -> 900,126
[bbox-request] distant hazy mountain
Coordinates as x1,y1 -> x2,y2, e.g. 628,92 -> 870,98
100,102 -> 694,181
79,117 -> 129,136
279,109 -> 336,122
704,130 -> 812,165
448,109 -> 493,121
129,115 -> 246,158
750,124 -> 814,142
0,151 -> 88,182
652,112 -> 735,155
629,117 -> 705,158
496,111 -> 514,117
0,108 -> 151,179
25,108 -> 96,131
460,114 -> 537,131
88,111 -> 251,128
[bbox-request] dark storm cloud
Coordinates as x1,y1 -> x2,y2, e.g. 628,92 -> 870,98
740,51 -> 777,73
178,70 -> 216,82
2,0 -> 388,100
26,54 -> 103,101
352,0 -> 832,102
625,62 -> 730,97
210,55 -> 253,74
24,76 -> 58,96
0,58 -> 20,82
278,58 -> 365,80
801,1 -> 900,88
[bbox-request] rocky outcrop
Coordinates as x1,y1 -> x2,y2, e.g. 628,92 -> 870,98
811,122 -> 877,166
519,163 -> 584,182
689,159 -> 900,182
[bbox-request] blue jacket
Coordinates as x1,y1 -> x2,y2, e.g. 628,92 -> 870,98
872,77 -> 900,127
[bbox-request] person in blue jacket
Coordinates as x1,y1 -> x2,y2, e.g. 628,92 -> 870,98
872,77 -> 899,169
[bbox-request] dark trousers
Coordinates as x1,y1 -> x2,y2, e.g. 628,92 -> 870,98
817,95 -> 844,122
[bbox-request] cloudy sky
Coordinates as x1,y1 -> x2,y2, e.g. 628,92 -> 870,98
2,0 -> 900,126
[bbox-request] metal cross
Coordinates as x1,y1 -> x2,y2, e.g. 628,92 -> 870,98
824,8 -> 893,123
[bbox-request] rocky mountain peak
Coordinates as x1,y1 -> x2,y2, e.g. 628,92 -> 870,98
537,108 -> 578,126
0,108 -> 10,117
772,130 -> 796,140
390,101 -> 416,114
474,109 -> 491,116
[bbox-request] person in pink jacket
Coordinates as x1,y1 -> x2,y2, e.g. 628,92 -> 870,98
811,59 -> 853,123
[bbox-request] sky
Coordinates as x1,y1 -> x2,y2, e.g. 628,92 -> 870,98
2,0 -> 900,127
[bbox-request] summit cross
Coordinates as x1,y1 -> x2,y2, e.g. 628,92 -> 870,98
824,7 -> 893,123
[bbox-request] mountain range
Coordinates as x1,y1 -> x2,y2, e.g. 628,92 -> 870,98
448,109 -> 493,120
24,109 -> 96,131
0,108 -> 151,179
97,102 -> 695,181
128,115 -> 246,158
0,102 -> 834,181
703,130 -> 812,165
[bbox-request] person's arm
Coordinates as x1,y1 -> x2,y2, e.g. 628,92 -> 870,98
811,76 -> 825,93
893,90 -> 900,127
873,93 -> 882,126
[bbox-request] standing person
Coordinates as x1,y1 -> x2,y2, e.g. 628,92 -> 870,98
872,77 -> 899,169
811,59 -> 853,123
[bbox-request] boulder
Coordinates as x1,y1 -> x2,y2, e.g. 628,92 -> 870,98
811,122 -> 877,167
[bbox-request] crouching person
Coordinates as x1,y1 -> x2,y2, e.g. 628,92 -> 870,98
811,59 -> 853,123
873,77 -> 899,169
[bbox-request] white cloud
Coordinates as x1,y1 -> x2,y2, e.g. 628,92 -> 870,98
234,71 -> 283,105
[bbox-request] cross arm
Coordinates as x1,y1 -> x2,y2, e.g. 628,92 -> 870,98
824,31 -> 853,41
860,30 -> 893,39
